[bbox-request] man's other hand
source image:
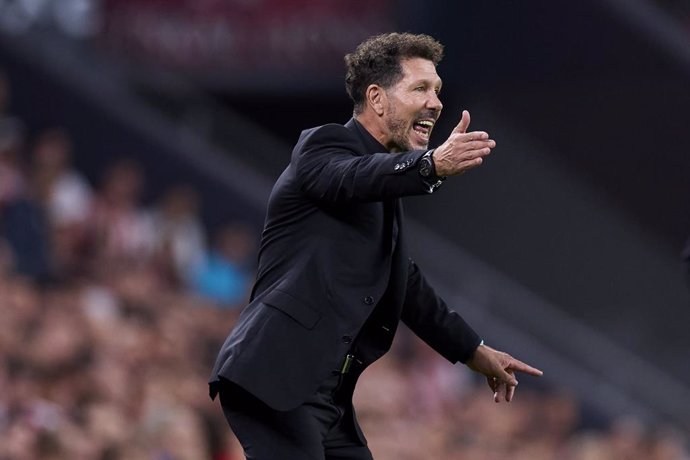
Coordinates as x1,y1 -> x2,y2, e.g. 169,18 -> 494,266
466,342 -> 543,403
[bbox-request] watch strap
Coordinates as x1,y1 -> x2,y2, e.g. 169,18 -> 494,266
419,150 -> 445,193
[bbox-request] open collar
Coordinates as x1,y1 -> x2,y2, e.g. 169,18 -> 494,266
345,118 -> 389,155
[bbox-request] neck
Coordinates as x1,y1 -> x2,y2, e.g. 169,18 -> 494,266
354,110 -> 392,152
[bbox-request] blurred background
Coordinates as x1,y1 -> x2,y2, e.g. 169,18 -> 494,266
1,0 -> 689,459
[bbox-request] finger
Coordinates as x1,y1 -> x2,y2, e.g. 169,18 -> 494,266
456,157 -> 484,174
457,130 -> 489,141
487,376 -> 498,392
507,359 -> 544,377
498,368 -> 518,387
494,381 -> 506,403
457,146 -> 493,166
453,110 -> 470,134
454,153 -> 491,173
454,146 -> 494,174
504,370 -> 516,402
506,383 -> 516,403
458,149 -> 489,171
460,140 -> 496,153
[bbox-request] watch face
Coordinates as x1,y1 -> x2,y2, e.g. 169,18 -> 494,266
420,158 -> 432,177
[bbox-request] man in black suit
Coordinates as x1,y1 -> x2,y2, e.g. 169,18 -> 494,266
209,32 -> 542,459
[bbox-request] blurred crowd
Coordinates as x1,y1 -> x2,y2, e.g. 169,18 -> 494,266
1,69 -> 689,459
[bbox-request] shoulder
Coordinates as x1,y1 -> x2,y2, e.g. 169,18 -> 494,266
296,123 -> 361,152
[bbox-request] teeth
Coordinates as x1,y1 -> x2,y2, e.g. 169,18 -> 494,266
417,120 -> 434,128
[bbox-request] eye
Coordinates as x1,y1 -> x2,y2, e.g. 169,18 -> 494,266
414,85 -> 425,92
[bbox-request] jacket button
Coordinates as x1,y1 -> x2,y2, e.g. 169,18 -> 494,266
363,296 -> 374,305
342,335 -> 352,344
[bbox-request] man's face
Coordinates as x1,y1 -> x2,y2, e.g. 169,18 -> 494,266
382,57 -> 443,152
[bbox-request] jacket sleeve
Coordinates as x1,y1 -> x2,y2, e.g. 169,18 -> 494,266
401,258 -> 482,364
293,124 -> 434,204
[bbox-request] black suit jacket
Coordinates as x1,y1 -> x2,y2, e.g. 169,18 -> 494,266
209,118 -> 481,411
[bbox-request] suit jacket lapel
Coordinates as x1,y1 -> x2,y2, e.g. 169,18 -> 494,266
346,118 -> 403,254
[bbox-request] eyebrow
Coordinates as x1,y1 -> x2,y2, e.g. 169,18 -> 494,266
410,78 -> 443,89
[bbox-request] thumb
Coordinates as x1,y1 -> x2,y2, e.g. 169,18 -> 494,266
453,110 -> 471,133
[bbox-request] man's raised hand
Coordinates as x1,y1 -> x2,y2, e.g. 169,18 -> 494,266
432,110 -> 496,177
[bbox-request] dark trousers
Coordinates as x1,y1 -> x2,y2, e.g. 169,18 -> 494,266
218,372 -> 373,460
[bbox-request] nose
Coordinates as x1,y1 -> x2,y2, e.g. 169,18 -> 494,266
427,91 -> 443,113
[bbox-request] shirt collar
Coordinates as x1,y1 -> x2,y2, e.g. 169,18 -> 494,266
345,118 -> 389,155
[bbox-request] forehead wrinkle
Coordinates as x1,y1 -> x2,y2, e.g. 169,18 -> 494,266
399,60 -> 442,88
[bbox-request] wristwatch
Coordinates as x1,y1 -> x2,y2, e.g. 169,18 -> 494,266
418,150 -> 445,193
419,150 -> 435,178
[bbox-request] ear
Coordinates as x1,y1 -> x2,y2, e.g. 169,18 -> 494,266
365,84 -> 386,116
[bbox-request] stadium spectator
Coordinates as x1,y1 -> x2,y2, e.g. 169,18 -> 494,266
88,158 -> 156,268
0,70 -> 26,207
0,111 -> 25,208
150,184 -> 207,288
0,123 -> 54,282
189,221 -> 256,308
29,127 -> 93,278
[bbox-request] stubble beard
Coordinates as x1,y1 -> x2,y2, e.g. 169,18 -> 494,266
385,102 -> 425,153
386,116 -> 412,153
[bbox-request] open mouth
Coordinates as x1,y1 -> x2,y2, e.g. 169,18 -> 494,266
412,119 -> 435,143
